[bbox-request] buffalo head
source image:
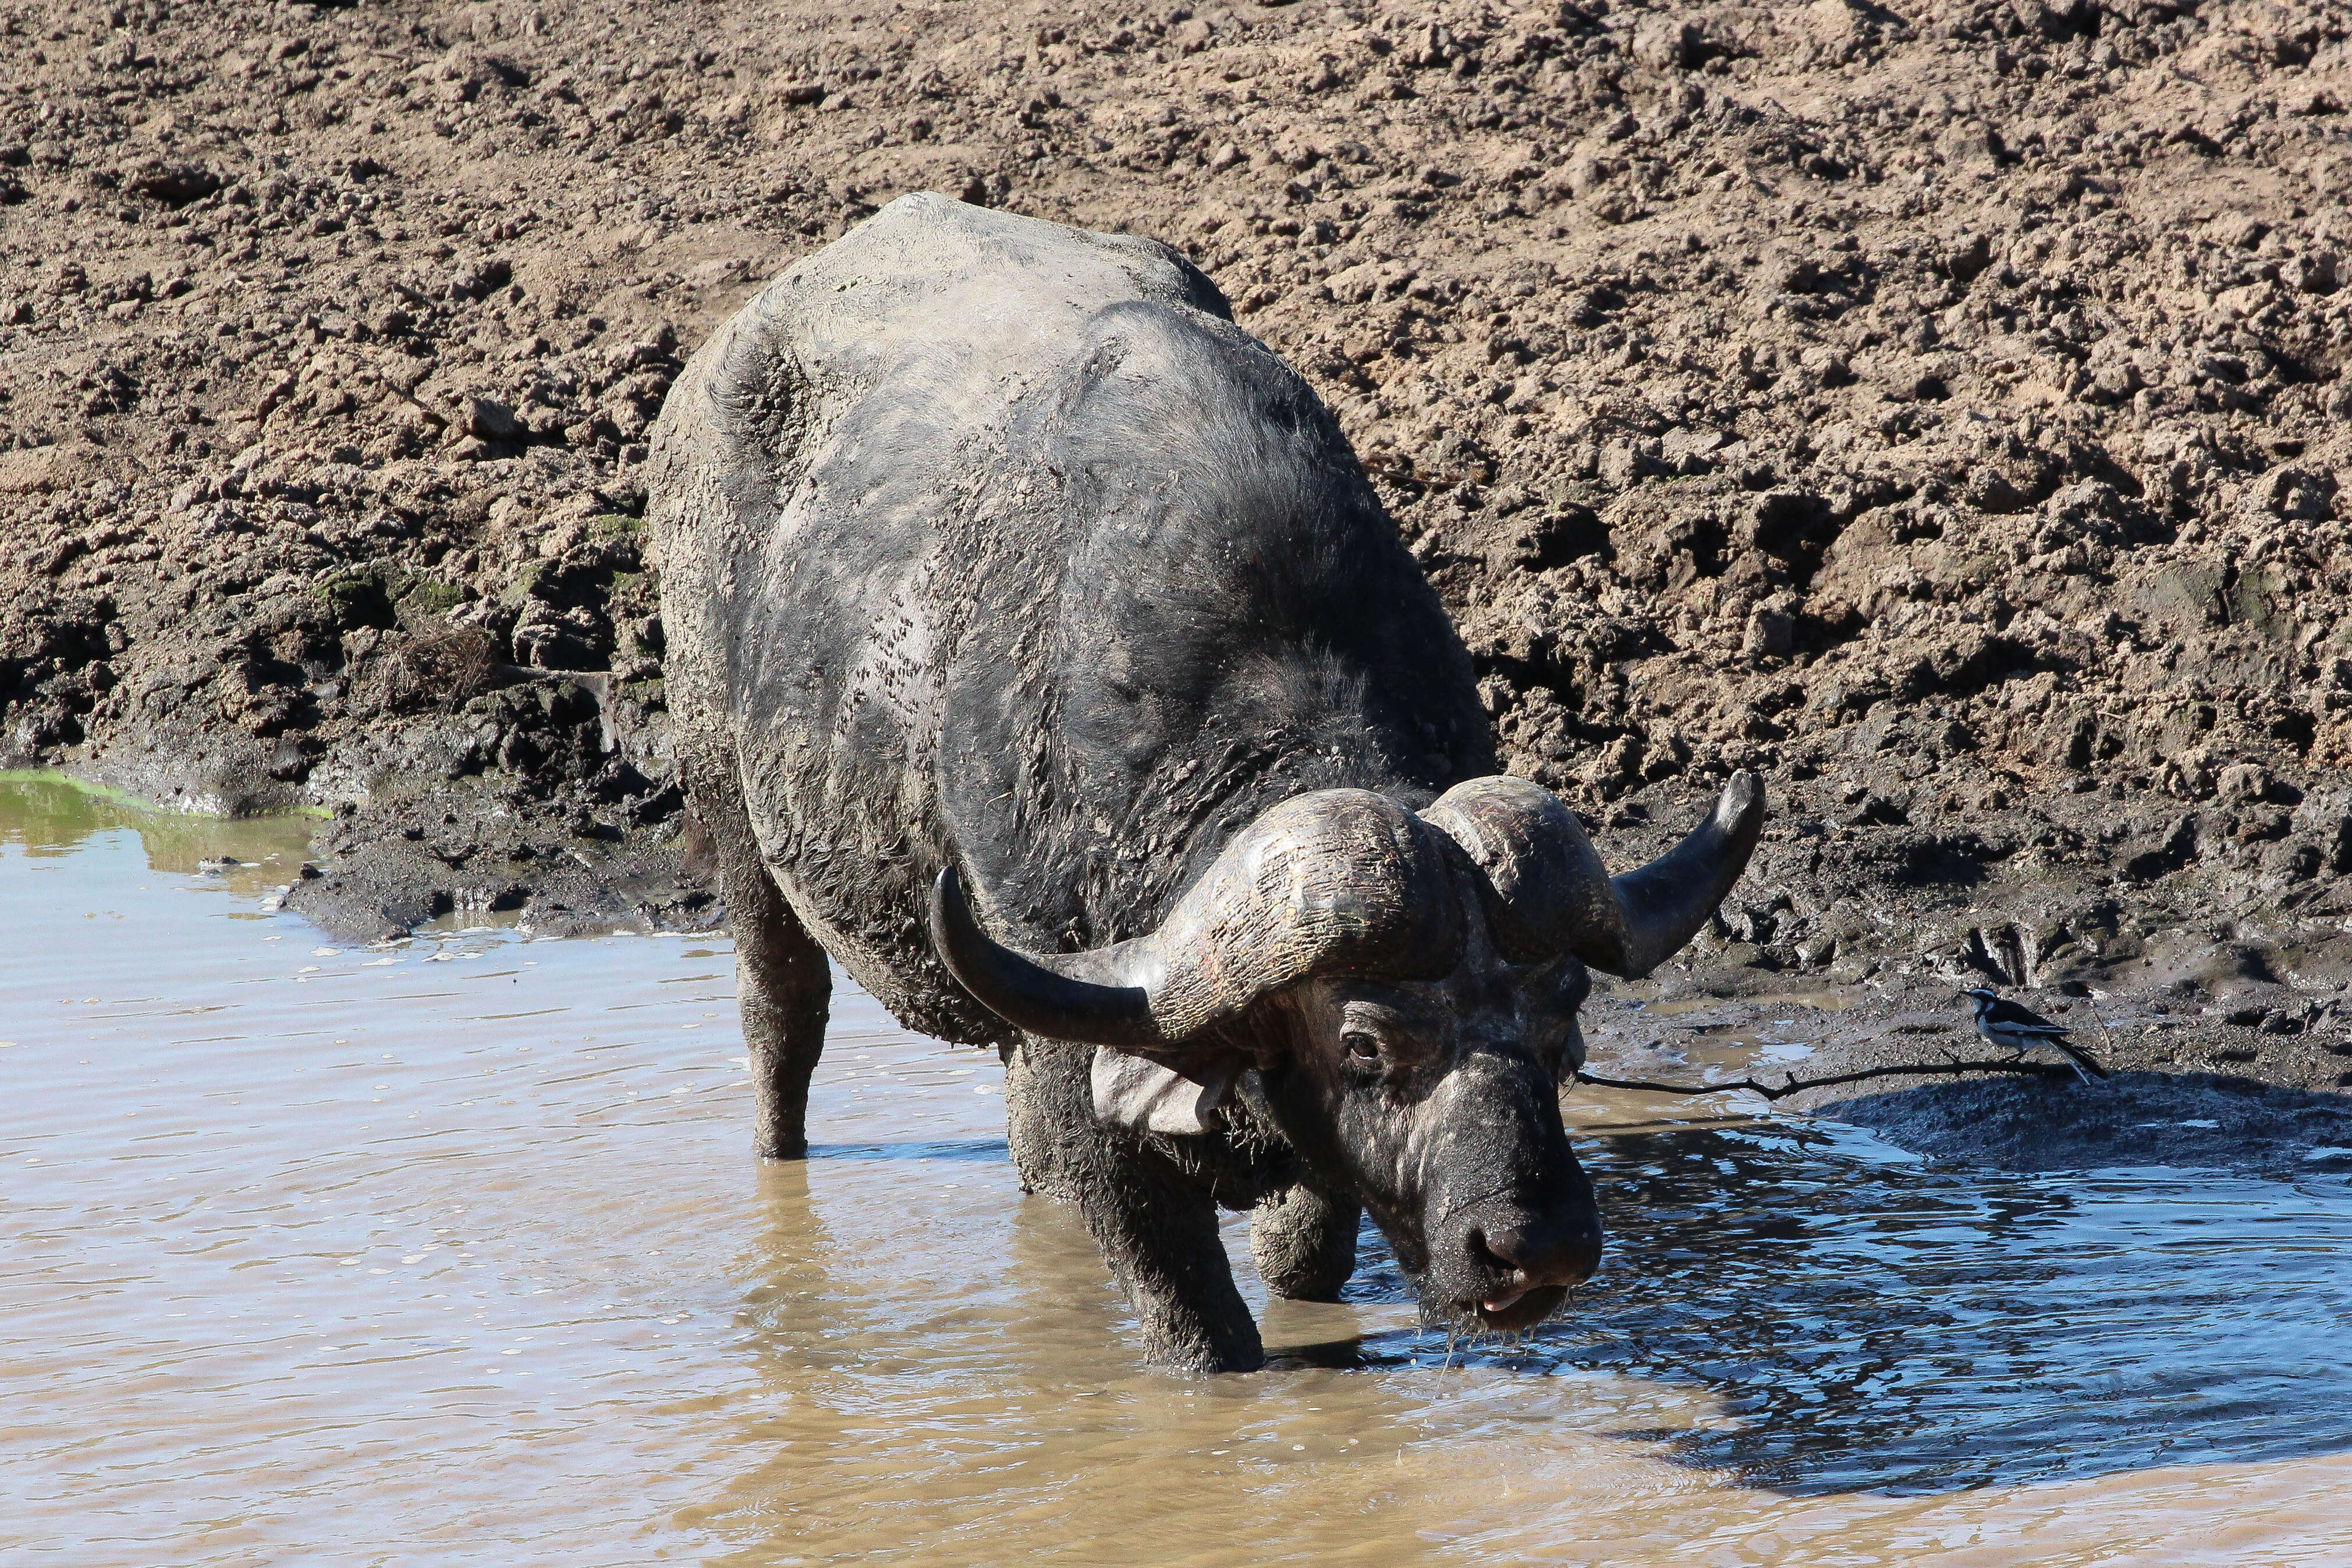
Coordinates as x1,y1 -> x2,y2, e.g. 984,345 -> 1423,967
932,771 -> 1764,1333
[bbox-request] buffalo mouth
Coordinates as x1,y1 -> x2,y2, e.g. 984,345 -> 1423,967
1467,1282 -> 1569,1334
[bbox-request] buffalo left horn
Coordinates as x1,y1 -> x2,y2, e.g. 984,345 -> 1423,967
1423,771 -> 1764,979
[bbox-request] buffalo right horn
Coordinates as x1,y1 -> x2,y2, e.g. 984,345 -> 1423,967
1424,771 -> 1764,979
930,865 -> 1170,1052
930,789 -> 1468,1054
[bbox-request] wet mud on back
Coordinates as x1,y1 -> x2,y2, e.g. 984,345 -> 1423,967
6,777 -> 2352,1565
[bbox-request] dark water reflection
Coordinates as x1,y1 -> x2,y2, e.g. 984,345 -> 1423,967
1322,1106 -> 2352,1498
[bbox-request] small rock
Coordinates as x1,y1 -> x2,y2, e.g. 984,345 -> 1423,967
1943,233 -> 1993,281
448,258 -> 512,301
1630,17 -> 1701,71
2218,762 -> 2275,807
1743,606 -> 1796,659
1798,346 -> 1850,384
2257,466 -> 2336,522
2208,215 -> 2268,250
1806,0 -> 1875,38
462,395 -> 523,442
122,159 -> 221,206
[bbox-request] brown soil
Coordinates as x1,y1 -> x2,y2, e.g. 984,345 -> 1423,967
6,0 -> 2352,1128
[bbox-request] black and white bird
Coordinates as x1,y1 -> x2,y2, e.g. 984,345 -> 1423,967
1961,987 -> 2112,1083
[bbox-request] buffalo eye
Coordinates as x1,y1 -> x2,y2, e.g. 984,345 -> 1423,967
1340,1030 -> 1381,1065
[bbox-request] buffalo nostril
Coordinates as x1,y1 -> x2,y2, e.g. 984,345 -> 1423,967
1466,1226 -> 1516,1278
1484,1220 -> 1602,1288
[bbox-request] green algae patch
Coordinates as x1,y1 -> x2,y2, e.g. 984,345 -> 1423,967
0,771 -> 320,874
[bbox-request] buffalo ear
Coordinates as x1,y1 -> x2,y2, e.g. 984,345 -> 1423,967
1090,1048 -> 1244,1137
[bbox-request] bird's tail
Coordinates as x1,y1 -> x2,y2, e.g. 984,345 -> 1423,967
2073,1002 -> 2119,1081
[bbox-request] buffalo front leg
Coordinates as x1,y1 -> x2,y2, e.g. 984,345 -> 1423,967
694,774 -> 832,1160
1087,1148 -> 1266,1373
1009,1038 -> 1265,1372
1251,1184 -> 1360,1303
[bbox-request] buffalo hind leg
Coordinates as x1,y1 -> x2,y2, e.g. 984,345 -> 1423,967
696,771 -> 831,1159
1010,1038 -> 1265,1372
1251,1185 -> 1360,1303
737,882 -> 832,1159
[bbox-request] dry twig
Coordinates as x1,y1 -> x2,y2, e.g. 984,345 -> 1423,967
1574,1056 -> 2076,1102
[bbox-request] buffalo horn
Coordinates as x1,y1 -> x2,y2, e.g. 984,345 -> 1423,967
929,865 -> 1170,1051
1425,770 -> 1764,980
931,790 -> 1466,1052
1604,771 -> 1765,977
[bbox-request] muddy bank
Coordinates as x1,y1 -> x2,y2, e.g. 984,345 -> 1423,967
4,2 -> 2351,1024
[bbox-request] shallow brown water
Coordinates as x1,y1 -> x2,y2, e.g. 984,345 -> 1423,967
8,774 -> 2352,1566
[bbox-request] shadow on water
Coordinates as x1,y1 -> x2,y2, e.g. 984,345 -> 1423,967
1306,1108 -> 2352,1498
1827,1070 -> 2352,1179
806,1139 -> 1013,1163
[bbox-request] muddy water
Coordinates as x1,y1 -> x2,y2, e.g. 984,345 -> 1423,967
8,775 -> 2352,1567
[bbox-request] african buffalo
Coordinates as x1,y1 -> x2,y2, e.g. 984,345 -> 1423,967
647,193 -> 1762,1371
